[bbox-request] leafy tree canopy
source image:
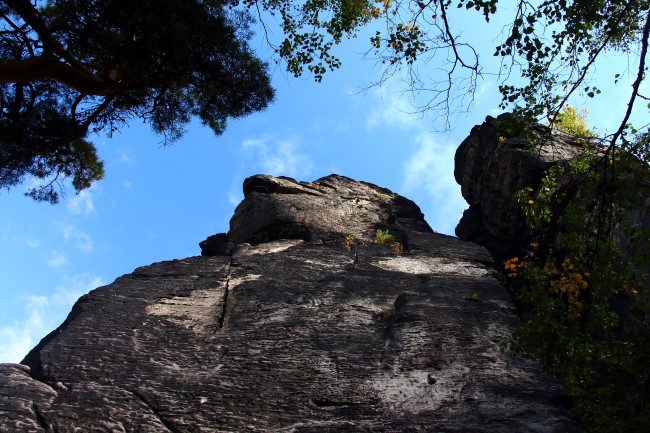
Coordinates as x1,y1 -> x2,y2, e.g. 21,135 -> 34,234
505,115 -> 650,433
3,0 -> 647,202
261,0 -> 648,143
0,0 -> 274,202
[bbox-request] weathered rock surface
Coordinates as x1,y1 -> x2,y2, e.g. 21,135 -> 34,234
1,174 -> 583,432
224,174 -> 432,247
455,114 -> 650,298
454,114 -> 583,260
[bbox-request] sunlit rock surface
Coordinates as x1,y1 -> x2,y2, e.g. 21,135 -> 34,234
1,174 -> 583,432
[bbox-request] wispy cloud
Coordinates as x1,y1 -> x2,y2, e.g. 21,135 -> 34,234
363,76 -> 468,236
59,223 -> 94,254
67,188 -> 96,215
228,191 -> 242,207
25,238 -> 41,248
117,148 -> 136,166
474,79 -> 495,105
47,250 -> 68,268
365,83 -> 417,131
74,232 -> 93,254
0,274 -> 103,363
401,132 -> 467,235
241,135 -> 314,179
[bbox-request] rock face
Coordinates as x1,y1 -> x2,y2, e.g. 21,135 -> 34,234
211,174 -> 432,250
1,174 -> 583,432
454,114 -> 583,260
454,114 -> 650,294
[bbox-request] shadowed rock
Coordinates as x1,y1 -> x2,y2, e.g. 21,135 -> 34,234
454,114 -> 650,301
454,114 -> 584,260
1,174 -> 583,432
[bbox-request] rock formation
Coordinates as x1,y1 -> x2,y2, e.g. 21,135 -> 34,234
455,116 -> 649,433
454,114 -> 584,261
0,173 -> 583,432
455,114 -> 650,294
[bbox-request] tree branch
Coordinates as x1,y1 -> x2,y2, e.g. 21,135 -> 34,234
0,55 -> 114,96
438,0 -> 479,71
609,10 -> 650,150
4,0 -> 54,51
549,2 -> 635,127
4,0 -> 98,78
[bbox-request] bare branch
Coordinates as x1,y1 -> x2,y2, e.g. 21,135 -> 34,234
609,10 -> 650,150
438,0 -> 478,71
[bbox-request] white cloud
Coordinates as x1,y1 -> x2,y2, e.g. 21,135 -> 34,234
0,274 -> 103,363
67,188 -> 96,215
47,250 -> 68,268
74,232 -> 93,254
25,238 -> 41,248
241,136 -> 313,179
402,132 -> 468,235
365,83 -> 417,130
117,149 -> 136,166
59,223 -> 94,254
474,80 -> 495,105
228,191 -> 242,207
489,107 -> 505,117
363,76 -> 469,235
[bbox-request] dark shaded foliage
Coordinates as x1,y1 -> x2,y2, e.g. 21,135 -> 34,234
0,0 -> 274,202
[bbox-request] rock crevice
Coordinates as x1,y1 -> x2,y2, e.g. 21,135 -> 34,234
218,260 -> 233,331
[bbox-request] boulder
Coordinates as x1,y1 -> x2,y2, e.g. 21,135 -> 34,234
199,233 -> 232,256
228,174 -> 433,245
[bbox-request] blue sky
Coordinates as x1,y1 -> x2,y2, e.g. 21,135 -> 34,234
0,6 -> 645,362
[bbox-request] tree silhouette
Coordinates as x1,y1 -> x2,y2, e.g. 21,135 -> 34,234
0,0 -> 274,202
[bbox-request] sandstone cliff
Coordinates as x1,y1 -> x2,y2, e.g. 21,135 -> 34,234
454,114 -> 586,261
0,173 -> 583,432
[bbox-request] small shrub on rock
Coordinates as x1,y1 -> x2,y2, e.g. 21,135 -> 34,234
373,229 -> 395,244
